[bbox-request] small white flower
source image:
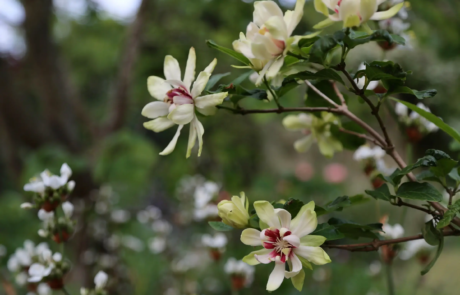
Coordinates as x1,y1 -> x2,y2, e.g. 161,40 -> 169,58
80,288 -> 90,295
399,239 -> 435,260
62,202 -> 74,218
94,270 -> 109,290
194,204 -> 219,221
37,283 -> 52,295
60,163 -> 72,178
7,256 -> 20,272
67,180 -> 76,192
395,102 -> 408,117
15,249 -> 32,266
111,210 -> 131,223
356,63 -> 379,90
382,223 -> 404,239
353,145 -> 386,161
24,181 -> 45,194
202,233 -> 228,249
0,244 -> 6,257
28,263 -> 53,282
38,210 -> 55,223
15,272 -> 28,286
20,202 -> 34,209
368,260 -> 382,276
52,253 -> 62,262
121,235 -> 145,252
149,237 -> 167,254
38,229 -> 49,238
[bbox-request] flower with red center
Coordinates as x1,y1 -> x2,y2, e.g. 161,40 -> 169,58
232,0 -> 307,86
240,201 -> 330,291
314,0 -> 404,29
142,47 -> 228,157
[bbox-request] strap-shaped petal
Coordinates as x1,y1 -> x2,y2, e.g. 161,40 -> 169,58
267,260 -> 285,291
274,209 -> 292,229
284,254 -> 302,278
186,119 -> 197,158
370,2 -> 404,20
264,16 -> 288,41
143,117 -> 175,133
142,101 -> 170,119
147,76 -> 171,100
359,0 -> 378,22
164,55 -> 181,81
254,201 -> 281,229
314,0 -> 329,16
194,92 -> 228,110
283,234 -> 300,248
183,47 -> 196,90
294,246 -> 331,265
159,125 -> 184,156
204,58 -> 217,75
191,71 -> 211,98
167,104 -> 195,125
194,118 -> 205,156
241,228 -> 262,246
294,135 -> 314,153
242,248 -> 271,265
300,235 -> 327,247
253,1 -> 284,27
284,0 -> 306,36
290,201 -> 317,237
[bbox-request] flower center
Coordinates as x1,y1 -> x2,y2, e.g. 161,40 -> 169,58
165,86 -> 193,105
263,228 -> 296,263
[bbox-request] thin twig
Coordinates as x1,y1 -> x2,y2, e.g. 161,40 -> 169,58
263,77 -> 283,110
217,106 -> 341,115
395,198 -> 439,216
325,230 -> 460,252
305,80 -> 340,108
333,82 -> 347,107
339,128 -> 383,147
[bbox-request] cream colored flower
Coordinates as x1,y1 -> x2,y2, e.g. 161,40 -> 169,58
217,192 -> 250,229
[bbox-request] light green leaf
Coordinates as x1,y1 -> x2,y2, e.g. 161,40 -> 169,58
206,40 -> 251,66
208,221 -> 233,231
396,182 -> 443,202
205,72 -> 231,91
291,268 -> 305,291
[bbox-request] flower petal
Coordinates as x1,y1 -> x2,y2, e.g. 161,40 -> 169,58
294,246 -> 331,265
186,119 -> 197,159
266,57 -> 284,80
241,228 -> 262,246
147,76 -> 171,100
274,209 -> 291,229
194,92 -> 228,110
313,17 -> 335,29
314,0 -> 329,16
290,201 -> 317,237
204,58 -> 217,75
283,234 -> 300,248
159,125 -> 184,156
264,16 -> 288,41
164,55 -> 181,81
191,71 -> 211,98
294,135 -> 314,153
144,117 -> 175,132
282,114 -> 312,130
370,2 -> 404,20
142,101 -> 170,119
194,117 -> 205,156
242,248 -> 271,265
284,0 -> 305,36
254,201 -> 281,229
167,104 -> 195,125
183,47 -> 196,90
300,235 -> 327,247
266,261 -> 285,291
253,1 -> 284,27
285,254 -> 302,278
359,0 -> 378,22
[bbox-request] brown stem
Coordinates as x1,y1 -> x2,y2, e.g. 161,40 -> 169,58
305,80 -> 340,107
339,128 -> 383,147
333,82 -> 347,106
396,198 -> 439,216
326,230 -> 460,252
217,106 -> 341,115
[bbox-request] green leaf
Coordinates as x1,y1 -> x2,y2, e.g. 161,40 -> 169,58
396,182 -> 443,202
387,86 -> 437,99
391,98 -> 460,143
421,236 -> 444,276
309,31 -> 345,65
364,61 -> 407,81
416,170 -> 442,184
344,29 -> 405,49
205,72 -> 231,91
289,69 -> 344,84
430,158 -> 458,178
365,183 -> 393,201
311,223 -> 345,241
206,40 -> 251,66
316,196 -> 351,216
328,218 -> 383,239
422,220 -> 442,246
283,198 -> 305,218
291,268 -> 305,291
425,149 -> 452,160
208,221 -> 233,231
330,122 -> 366,150
436,199 -> 460,229
297,255 -> 313,270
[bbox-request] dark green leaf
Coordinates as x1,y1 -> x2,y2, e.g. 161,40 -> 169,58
208,221 -> 233,231
422,220 -> 442,246
364,61 -> 407,81
289,69 -> 344,84
436,199 -> 460,229
309,31 -> 345,65
425,149 -> 452,160
387,86 -> 437,99
448,168 -> 460,182
344,29 -> 405,49
396,182 -> 443,202
328,218 -> 383,239
206,40 -> 251,66
283,198 -> 305,218
421,236 -> 444,276
311,223 -> 345,241
276,78 -> 300,98
391,99 -> 460,143
416,170 -> 442,184
298,36 -> 320,48
231,71 -> 253,86
365,183 -> 393,201
330,122 -> 366,150
430,158 -> 458,178
205,72 -> 231,91
305,80 -> 341,108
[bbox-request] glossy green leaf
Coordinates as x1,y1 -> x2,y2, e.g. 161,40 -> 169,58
365,183 -> 392,201
422,220 -> 442,246
387,86 -> 437,99
328,218 -> 383,239
436,199 -> 460,229
311,223 -> 345,241
391,99 -> 460,143
283,198 -> 305,218
396,182 -> 443,202
205,72 -> 231,91
364,61 -> 407,81
430,158 -> 458,178
421,236 -> 444,276
208,221 -> 233,231
206,40 -> 251,66
289,69 -> 344,84
309,31 -> 345,65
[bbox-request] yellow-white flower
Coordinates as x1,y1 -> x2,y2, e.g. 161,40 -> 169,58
233,0 -> 306,85
241,201 -> 330,291
142,48 -> 228,158
314,0 -> 404,28
218,192 -> 250,229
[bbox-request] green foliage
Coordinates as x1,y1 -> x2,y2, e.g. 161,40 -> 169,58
208,221 -> 233,231
316,195 -> 369,216
391,98 -> 460,143
421,221 -> 444,275
396,182 -> 443,202
327,218 -> 383,240
205,72 -> 231,91
206,40 -> 251,66
283,198 -> 305,218
311,223 -> 345,241
365,183 -> 392,202
437,199 -> 460,229
305,80 -> 341,108
361,61 -> 407,81
330,122 -> 366,150
343,29 -> 405,49
289,69 -> 344,84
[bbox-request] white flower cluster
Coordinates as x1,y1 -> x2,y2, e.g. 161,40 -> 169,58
224,258 -> 255,289
194,181 -> 220,221
395,102 -> 439,135
137,205 -> 172,255
7,241 -> 49,286
37,201 -> 75,241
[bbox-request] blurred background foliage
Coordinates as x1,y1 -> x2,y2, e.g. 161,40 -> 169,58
1,0 -> 460,294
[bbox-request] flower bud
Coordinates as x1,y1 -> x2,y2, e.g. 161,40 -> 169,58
217,192 -> 250,229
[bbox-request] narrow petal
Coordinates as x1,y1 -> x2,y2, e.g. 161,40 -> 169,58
313,17 -> 335,29
204,58 -> 217,75
274,209 -> 291,229
359,0 -> 378,22
242,248 -> 271,265
164,55 -> 181,81
300,235 -> 327,247
290,201 -> 317,237
144,117 -> 175,132
159,125 -> 184,156
167,104 -> 195,125
147,76 -> 171,100
314,0 -> 329,16
284,254 -> 302,278
255,251 -> 275,264
370,2 -> 404,20
194,92 -> 228,110
183,47 -> 196,90
283,235 -> 300,248
191,71 -> 211,98
264,16 -> 288,41
254,201 -> 281,229
294,135 -> 314,153
186,120 -> 197,159
266,261 -> 286,291
266,57 -> 284,80
141,101 -> 170,119
241,228 -> 262,246
294,246 -> 331,265
284,0 -> 306,35
253,1 -> 284,27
